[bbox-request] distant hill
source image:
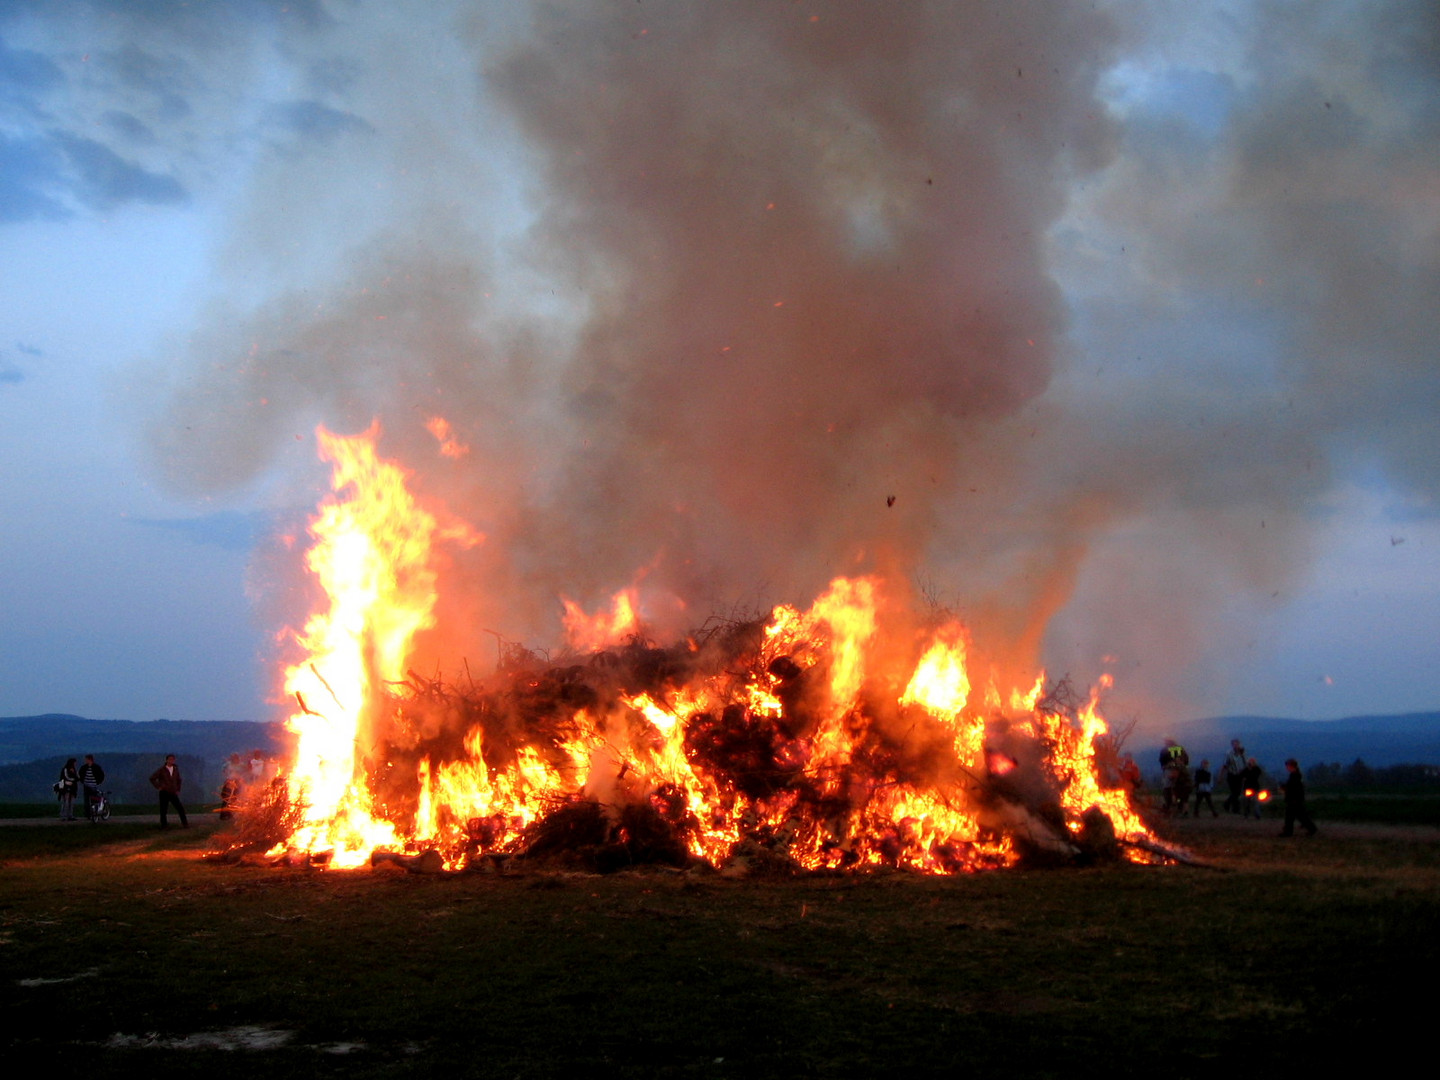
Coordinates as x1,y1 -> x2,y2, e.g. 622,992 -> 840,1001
0,714 -> 286,766
1164,712 -> 1440,770
0,715 -> 289,803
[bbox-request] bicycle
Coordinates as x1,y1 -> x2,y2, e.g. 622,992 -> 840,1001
85,788 -> 111,823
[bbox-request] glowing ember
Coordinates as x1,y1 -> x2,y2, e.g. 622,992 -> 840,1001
265,426 -> 1160,872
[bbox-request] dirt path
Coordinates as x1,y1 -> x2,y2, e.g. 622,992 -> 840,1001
1156,810 -> 1439,842
0,813 -> 221,827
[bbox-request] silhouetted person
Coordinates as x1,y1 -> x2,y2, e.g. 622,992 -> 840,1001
149,754 -> 189,828
1193,759 -> 1218,818
1118,753 -> 1143,795
1241,757 -> 1264,819
77,754 -> 105,820
218,775 -> 240,820
57,758 -> 79,821
1159,739 -> 1190,816
1279,758 -> 1317,837
1223,739 -> 1246,812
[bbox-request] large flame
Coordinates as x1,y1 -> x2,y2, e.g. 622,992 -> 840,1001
279,422 -> 478,868
270,426 -> 1155,871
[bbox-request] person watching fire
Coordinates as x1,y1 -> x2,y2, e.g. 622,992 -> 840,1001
1159,739 -> 1190,815
149,754 -> 189,829
77,754 -> 105,819
56,758 -> 79,821
1279,759 -> 1318,837
1241,758 -> 1264,819
1222,739 -> 1247,813
1193,760 -> 1219,818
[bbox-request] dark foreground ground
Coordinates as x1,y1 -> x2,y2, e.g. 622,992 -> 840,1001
2,813 -> 1436,1078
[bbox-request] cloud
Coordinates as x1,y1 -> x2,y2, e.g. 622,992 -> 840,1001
99,41 -> 193,121
51,131 -> 186,207
0,36 -> 189,217
263,99 -> 373,144
130,509 -> 277,552
101,110 -> 157,144
94,0 -> 330,35
0,132 -> 71,222
0,342 -> 37,384
8,0 -> 332,42
0,0 -> 335,226
0,37 -> 63,106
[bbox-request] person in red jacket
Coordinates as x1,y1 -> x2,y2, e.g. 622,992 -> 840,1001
149,754 -> 189,828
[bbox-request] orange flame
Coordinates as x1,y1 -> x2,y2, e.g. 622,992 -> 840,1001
277,423 -> 478,867
561,587 -> 642,652
270,427 -> 1158,872
424,415 -> 469,458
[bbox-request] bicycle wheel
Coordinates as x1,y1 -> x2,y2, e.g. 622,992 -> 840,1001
98,798 -> 110,821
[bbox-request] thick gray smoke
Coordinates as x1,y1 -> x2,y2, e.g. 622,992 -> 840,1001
140,2 -> 1121,668
106,1 -> 1436,717
479,3 -> 1119,628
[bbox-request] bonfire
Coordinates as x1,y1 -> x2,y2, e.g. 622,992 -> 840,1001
215,425 -> 1168,873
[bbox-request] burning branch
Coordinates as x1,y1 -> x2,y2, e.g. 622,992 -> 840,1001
309,662 -> 345,711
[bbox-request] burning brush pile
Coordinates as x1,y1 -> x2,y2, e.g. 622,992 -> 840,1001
213,426 -> 1166,874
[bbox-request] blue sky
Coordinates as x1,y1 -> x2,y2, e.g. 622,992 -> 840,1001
1,1 -> 1436,729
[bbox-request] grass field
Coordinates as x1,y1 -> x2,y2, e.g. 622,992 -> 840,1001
2,815 -> 1436,1077
1307,792 -> 1440,826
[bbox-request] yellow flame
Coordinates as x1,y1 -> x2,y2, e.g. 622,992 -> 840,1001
280,423 -> 477,867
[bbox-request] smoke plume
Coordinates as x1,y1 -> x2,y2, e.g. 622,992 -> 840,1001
117,1 -> 1438,717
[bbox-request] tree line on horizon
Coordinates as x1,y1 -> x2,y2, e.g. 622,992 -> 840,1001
1305,760 -> 1440,788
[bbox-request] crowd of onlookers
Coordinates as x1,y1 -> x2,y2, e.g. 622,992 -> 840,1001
52,749 -> 276,824
1114,737 -> 1317,836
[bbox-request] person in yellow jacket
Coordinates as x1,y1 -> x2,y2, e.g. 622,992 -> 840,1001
1158,739 -> 1190,815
